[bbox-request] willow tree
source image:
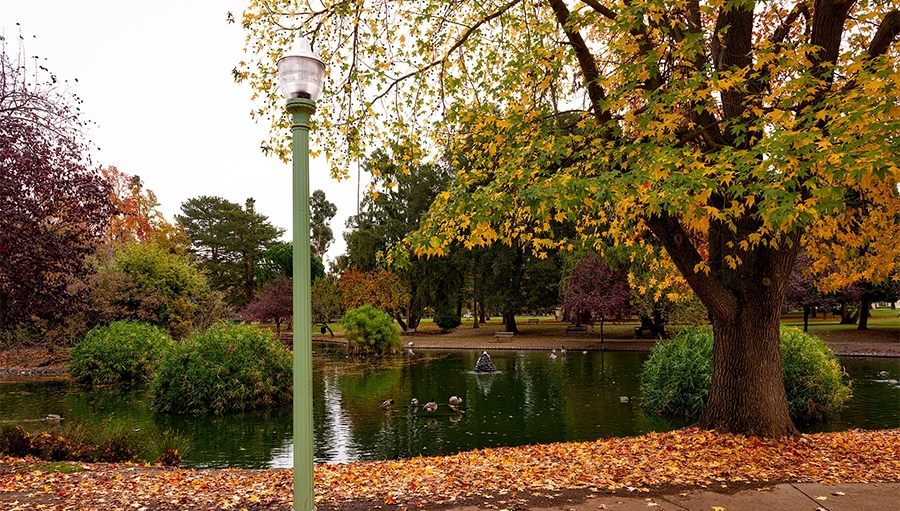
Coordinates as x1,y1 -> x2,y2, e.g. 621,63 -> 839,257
236,1 -> 900,436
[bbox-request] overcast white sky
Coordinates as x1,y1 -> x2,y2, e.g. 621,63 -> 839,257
4,1 -> 364,266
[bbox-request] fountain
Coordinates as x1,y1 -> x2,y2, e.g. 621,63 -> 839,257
474,351 -> 497,373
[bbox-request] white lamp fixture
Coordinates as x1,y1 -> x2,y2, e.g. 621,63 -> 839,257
277,38 -> 326,101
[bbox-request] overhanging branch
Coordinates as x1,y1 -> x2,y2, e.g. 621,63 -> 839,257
867,9 -> 900,57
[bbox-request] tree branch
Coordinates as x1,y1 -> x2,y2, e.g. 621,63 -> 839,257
867,9 -> 900,57
547,0 -> 612,125
578,0 -> 617,21
771,2 -> 810,45
643,213 -> 737,322
809,0 -> 855,80
369,0 -> 525,105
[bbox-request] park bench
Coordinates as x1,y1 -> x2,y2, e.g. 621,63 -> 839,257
527,318 -> 539,324
402,327 -> 417,336
565,325 -> 588,334
494,331 -> 515,340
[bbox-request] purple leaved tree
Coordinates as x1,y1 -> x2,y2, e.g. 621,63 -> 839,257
561,254 -> 634,343
783,253 -> 836,332
241,275 -> 293,337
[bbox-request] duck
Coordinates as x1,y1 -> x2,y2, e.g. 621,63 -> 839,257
449,395 -> 463,407
45,413 -> 63,422
411,398 -> 418,406
560,346 -> 567,354
619,396 -> 631,403
549,352 -> 557,359
423,401 -> 438,413
878,370 -> 890,378
381,399 -> 394,409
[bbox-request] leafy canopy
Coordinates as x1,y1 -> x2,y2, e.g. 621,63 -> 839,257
237,0 -> 900,294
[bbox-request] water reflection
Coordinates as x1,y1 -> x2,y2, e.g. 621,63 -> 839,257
1,347 -> 897,469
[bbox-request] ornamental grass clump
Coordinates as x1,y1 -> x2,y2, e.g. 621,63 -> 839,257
69,320 -> 173,385
150,323 -> 292,414
340,304 -> 400,355
779,327 -> 853,421
639,326 -> 714,419
641,326 -> 851,421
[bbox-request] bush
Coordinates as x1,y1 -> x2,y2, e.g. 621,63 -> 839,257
86,242 -> 225,340
434,310 -> 462,332
340,304 -> 400,355
639,326 -> 714,419
69,321 -> 173,385
149,324 -> 292,414
640,326 -> 852,421
780,327 -> 853,421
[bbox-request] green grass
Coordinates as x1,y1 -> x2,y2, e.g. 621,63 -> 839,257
15,462 -> 86,474
780,307 -> 899,330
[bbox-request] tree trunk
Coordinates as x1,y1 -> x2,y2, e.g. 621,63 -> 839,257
644,213 -> 800,438
0,290 -> 7,329
858,297 -> 871,330
698,295 -> 799,437
394,314 -> 408,332
503,311 -> 519,333
803,306 -> 810,332
641,313 -> 665,337
839,300 -> 857,324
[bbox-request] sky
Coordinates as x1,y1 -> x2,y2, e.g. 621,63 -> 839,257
4,1 -> 365,267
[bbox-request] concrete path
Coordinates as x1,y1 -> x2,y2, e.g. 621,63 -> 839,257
441,483 -> 899,511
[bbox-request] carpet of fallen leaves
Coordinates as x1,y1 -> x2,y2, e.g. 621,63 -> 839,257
1,428 -> 898,510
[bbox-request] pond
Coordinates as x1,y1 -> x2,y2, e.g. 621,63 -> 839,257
1,345 -> 897,469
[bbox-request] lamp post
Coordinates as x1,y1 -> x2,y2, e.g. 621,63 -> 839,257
276,39 -> 325,511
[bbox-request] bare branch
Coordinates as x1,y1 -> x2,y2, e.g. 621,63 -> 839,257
369,0 -> 525,105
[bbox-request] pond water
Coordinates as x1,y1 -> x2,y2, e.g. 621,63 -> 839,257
1,345 -> 897,469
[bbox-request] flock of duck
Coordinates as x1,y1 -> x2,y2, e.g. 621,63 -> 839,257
381,395 -> 464,416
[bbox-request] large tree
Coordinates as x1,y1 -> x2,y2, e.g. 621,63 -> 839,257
1,34 -> 116,329
561,253 -> 633,342
343,143 -> 458,330
98,167 -> 189,254
178,196 -> 284,307
238,1 -> 900,437
310,190 -> 337,261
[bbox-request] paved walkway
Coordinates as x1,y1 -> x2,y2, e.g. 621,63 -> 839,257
437,483 -> 899,511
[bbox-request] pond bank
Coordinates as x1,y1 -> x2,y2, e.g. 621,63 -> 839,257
1,325 -> 897,378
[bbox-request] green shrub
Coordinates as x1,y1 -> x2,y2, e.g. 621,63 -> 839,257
780,327 -> 853,421
640,326 -> 852,421
149,324 -> 292,414
434,310 -> 462,332
69,321 -> 173,385
639,326 -> 714,419
340,304 -> 400,355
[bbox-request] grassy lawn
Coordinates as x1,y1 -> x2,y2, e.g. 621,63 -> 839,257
254,306 -> 898,341
780,307 -> 899,330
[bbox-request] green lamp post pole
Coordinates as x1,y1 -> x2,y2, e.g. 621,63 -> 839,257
276,39 -> 325,511
289,97 -> 315,511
